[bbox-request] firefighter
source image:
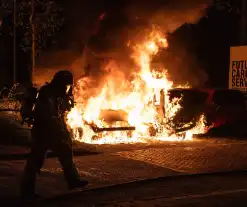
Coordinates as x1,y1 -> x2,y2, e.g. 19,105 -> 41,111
20,70 -> 88,200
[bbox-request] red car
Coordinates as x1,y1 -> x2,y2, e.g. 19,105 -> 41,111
166,88 -> 247,137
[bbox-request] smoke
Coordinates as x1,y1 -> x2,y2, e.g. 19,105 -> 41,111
138,0 -> 212,87
146,0 -> 212,87
80,0 -> 212,86
33,0 -> 104,86
126,0 -> 211,32
34,50 -> 81,86
34,0 -> 212,87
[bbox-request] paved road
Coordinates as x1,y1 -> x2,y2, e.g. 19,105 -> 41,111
27,171 -> 247,207
1,138 -> 247,201
0,152 -> 178,199
98,172 -> 247,207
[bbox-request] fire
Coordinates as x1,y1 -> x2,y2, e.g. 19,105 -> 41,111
66,28 -> 207,144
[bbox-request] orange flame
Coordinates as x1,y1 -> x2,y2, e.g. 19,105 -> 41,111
66,28 -> 206,144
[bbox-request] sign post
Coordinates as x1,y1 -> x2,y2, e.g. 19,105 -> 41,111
229,46 -> 247,92
13,0 -> 16,84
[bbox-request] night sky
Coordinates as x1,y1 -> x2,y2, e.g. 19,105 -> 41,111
0,0 -> 243,88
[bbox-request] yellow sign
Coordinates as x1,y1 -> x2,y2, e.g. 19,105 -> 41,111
229,46 -> 247,91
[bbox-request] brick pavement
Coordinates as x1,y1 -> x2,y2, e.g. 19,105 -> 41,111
1,139 -> 247,202
0,153 -> 177,198
117,142 -> 247,173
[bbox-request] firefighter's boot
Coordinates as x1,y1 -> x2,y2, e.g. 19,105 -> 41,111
63,163 -> 89,190
68,178 -> 89,190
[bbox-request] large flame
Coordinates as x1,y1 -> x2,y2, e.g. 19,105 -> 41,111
66,28 -> 207,144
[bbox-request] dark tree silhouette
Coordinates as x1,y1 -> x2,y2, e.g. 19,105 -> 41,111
17,0 -> 64,53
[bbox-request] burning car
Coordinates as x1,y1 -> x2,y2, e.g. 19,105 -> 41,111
66,28 -> 207,144
66,84 -> 208,144
67,78 -> 247,144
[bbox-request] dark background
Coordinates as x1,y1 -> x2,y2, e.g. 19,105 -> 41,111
0,0 -> 243,88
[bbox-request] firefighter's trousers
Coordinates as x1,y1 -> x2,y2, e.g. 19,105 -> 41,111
20,129 -> 80,196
